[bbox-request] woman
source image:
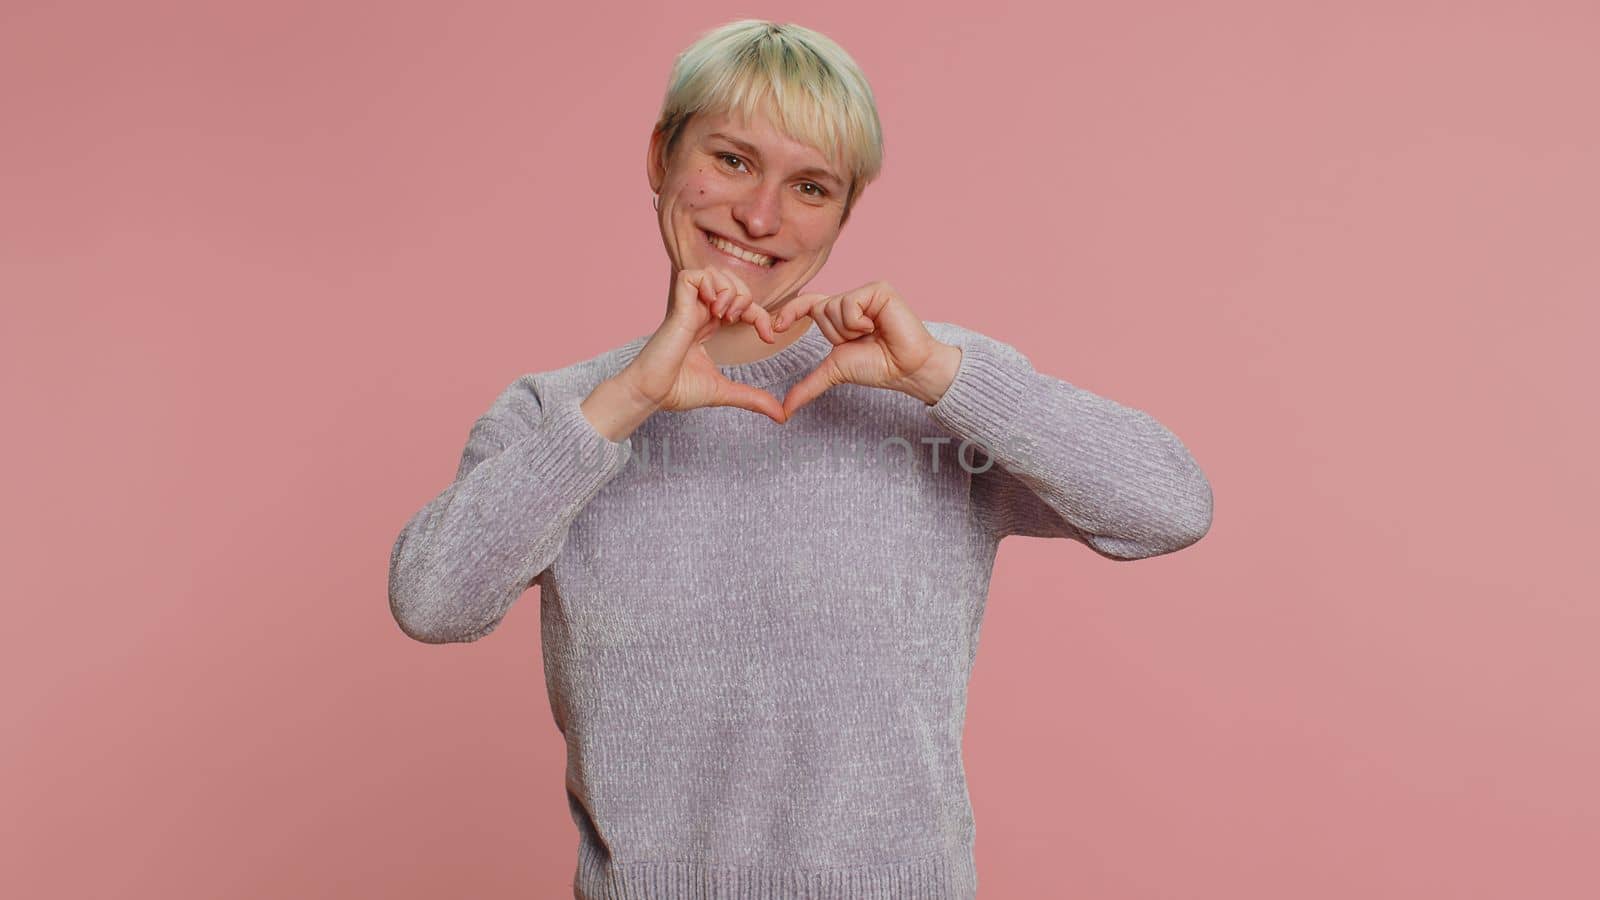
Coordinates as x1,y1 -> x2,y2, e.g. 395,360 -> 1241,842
389,19 -> 1213,899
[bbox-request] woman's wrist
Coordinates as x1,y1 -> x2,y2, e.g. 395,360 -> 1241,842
580,373 -> 662,442
900,342 -> 963,406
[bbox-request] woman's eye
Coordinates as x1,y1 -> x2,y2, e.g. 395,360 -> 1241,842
716,153 -> 825,199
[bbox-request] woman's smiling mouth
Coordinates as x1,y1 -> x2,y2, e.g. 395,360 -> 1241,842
702,228 -> 781,269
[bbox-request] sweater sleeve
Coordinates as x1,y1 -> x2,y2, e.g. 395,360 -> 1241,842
924,325 -> 1213,560
387,375 -> 634,643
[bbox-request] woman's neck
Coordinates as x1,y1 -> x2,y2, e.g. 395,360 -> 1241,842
698,314 -> 816,366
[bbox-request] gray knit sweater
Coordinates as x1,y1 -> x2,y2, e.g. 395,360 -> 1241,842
388,320 -> 1213,898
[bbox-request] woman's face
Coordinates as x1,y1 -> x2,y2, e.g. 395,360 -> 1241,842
648,107 -> 850,311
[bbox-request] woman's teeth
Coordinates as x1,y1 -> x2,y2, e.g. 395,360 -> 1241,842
705,231 -> 776,267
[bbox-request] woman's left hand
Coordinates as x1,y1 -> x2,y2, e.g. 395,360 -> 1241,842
771,280 -> 963,418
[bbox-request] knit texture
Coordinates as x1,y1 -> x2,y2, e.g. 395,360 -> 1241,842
388,320 -> 1213,898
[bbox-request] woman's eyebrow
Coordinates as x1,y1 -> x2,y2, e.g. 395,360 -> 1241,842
706,132 -> 844,187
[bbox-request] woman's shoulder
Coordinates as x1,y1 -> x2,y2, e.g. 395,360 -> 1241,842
922,320 -> 970,343
528,334 -> 648,391
920,320 -> 1042,388
923,319 -> 1023,356
482,335 -> 649,431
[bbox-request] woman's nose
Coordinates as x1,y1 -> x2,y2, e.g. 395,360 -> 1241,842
731,183 -> 783,238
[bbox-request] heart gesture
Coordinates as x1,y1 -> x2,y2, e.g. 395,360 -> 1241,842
772,281 -> 961,418
622,267 -> 788,425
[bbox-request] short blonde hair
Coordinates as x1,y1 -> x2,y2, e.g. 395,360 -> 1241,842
653,20 -> 884,224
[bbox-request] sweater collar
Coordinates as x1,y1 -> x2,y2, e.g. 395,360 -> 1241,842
617,322 -> 832,388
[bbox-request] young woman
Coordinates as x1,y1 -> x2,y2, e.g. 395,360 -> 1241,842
389,19 -> 1213,898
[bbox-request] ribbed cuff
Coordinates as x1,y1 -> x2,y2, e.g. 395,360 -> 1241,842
925,337 -> 1035,462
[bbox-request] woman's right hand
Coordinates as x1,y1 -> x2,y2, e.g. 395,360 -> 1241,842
617,266 -> 787,424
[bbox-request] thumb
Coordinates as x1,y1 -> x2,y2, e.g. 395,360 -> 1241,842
781,352 -> 843,419
709,376 -> 789,425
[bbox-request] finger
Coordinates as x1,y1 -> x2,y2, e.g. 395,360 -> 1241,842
716,269 -> 740,317
824,296 -> 851,337
781,353 -> 840,418
724,273 -> 752,323
691,269 -> 721,318
843,294 -> 874,333
674,269 -> 706,317
708,269 -> 735,317
676,269 -> 717,333
721,268 -> 753,314
773,292 -> 826,331
713,377 -> 788,424
812,306 -> 846,344
692,311 -> 719,344
743,301 -> 777,343
698,268 -> 723,317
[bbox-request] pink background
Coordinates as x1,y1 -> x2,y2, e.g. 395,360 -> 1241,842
4,1 -> 1596,897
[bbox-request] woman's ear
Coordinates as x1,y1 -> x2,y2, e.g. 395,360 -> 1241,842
645,128 -> 668,194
